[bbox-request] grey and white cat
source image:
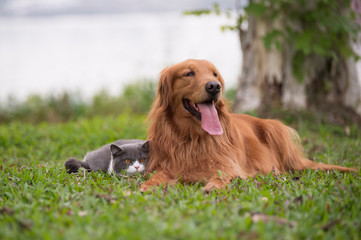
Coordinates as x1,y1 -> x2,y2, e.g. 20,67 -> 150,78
65,139 -> 149,176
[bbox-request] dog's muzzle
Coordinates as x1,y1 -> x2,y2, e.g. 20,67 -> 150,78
205,81 -> 221,96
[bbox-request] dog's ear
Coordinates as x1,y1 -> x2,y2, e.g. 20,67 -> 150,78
152,66 -> 174,112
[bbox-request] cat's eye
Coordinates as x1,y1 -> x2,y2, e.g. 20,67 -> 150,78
125,160 -> 130,164
140,159 -> 145,162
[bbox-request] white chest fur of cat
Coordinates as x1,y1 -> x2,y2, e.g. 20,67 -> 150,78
65,140 -> 149,176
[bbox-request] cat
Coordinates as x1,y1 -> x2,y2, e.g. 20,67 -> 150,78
64,139 -> 149,176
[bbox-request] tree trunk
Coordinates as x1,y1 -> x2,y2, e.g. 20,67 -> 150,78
233,4 -> 361,120
233,14 -> 306,114
305,51 -> 361,120
232,15 -> 262,112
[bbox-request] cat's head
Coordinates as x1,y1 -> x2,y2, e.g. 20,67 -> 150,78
110,141 -> 149,176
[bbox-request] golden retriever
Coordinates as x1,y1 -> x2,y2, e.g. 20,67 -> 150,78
140,59 -> 356,192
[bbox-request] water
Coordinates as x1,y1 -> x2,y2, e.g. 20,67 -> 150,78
0,12 -> 241,102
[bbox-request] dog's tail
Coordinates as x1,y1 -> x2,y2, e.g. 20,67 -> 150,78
262,119 -> 357,173
64,158 -> 90,173
300,158 -> 358,173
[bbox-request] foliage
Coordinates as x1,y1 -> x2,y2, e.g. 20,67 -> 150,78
249,0 -> 360,82
120,80 -> 157,114
185,0 -> 361,82
225,86 -> 237,103
0,81 -> 237,124
0,80 -> 157,124
184,3 -> 220,16
0,113 -> 360,239
0,93 -> 87,123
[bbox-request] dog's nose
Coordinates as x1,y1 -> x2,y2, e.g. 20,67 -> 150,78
205,81 -> 221,95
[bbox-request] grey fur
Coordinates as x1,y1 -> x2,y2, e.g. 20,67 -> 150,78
65,139 -> 149,175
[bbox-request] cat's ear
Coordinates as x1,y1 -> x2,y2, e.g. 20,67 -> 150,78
110,144 -> 123,156
141,140 -> 150,152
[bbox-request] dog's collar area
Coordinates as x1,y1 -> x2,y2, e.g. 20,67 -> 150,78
182,98 -> 201,120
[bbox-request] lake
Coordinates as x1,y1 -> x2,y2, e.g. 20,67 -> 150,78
0,12 -> 241,102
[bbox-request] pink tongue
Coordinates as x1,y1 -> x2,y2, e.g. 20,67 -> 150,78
197,103 -> 223,135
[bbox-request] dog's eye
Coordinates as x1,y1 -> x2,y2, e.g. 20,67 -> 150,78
213,72 -> 218,77
184,71 -> 195,77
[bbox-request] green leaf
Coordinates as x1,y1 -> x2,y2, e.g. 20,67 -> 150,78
340,45 -> 354,58
218,170 -> 223,180
213,3 -> 220,15
245,2 -> 267,17
294,31 -> 313,55
262,29 -> 283,50
292,51 -> 305,83
354,54 -> 360,62
183,9 -> 211,16
221,25 -> 237,32
312,45 -> 327,56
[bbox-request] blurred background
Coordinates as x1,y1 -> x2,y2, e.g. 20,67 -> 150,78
0,1 -> 239,100
1,0 -> 361,124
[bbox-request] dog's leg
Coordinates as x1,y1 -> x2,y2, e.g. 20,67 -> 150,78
299,159 -> 358,172
140,171 -> 173,192
203,171 -> 233,193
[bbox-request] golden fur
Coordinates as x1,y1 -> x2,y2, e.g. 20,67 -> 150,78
140,59 -> 356,192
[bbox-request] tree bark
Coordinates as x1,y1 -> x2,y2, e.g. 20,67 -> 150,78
305,51 -> 361,119
233,13 -> 306,114
233,4 -> 361,120
232,15 -> 262,112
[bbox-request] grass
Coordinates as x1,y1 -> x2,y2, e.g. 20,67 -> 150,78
1,112 -> 361,239
0,81 -> 236,124
0,80 -> 157,124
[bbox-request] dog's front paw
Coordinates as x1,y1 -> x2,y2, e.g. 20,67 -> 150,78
140,183 -> 152,192
140,171 -> 173,192
202,181 -> 224,193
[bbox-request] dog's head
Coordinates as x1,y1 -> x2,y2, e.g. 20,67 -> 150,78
150,59 -> 225,135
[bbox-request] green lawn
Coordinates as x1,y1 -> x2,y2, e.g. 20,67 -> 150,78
1,113 -> 360,240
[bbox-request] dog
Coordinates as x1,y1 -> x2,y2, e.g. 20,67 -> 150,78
140,59 -> 357,192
